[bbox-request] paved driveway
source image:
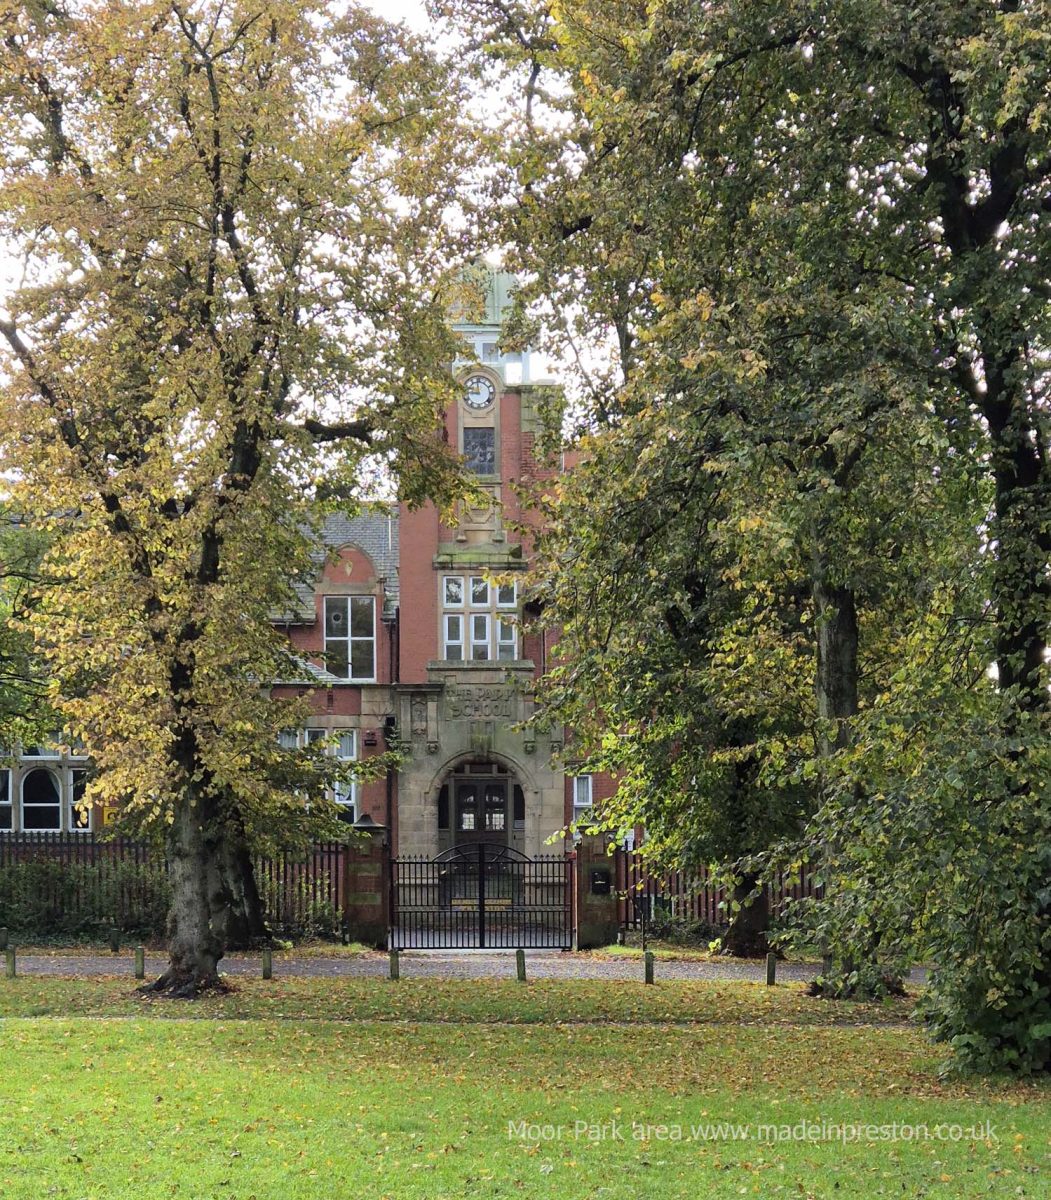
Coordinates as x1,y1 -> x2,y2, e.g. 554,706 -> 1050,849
10,951 -> 926,986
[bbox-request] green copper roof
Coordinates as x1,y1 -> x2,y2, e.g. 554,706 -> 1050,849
453,266 -> 519,330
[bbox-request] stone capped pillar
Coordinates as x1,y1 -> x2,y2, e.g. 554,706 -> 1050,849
574,834 -> 619,950
341,824 -> 389,949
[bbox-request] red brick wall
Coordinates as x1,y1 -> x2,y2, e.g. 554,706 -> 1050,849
270,541 -> 393,825
398,500 -> 441,682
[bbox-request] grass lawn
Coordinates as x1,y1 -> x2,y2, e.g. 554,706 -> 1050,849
0,977 -> 1046,1199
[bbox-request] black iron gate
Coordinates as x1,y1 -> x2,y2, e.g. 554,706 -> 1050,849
390,843 -> 574,949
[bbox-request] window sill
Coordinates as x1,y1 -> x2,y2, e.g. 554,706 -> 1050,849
427,659 -> 535,673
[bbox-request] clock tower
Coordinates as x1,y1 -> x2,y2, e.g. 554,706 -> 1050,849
391,268 -> 571,859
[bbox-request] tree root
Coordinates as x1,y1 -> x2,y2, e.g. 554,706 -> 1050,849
138,968 -> 230,1000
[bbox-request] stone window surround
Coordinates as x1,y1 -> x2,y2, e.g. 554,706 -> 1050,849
0,759 -> 93,834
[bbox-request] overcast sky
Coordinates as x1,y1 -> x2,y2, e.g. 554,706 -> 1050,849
365,0 -> 429,30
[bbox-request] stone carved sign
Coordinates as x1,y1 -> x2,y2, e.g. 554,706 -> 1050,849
446,684 -> 515,721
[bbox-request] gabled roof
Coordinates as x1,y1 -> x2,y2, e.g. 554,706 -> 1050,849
279,509 -> 400,624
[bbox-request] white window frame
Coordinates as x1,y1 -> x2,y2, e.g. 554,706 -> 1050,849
496,617 -> 517,661
443,575 -> 464,608
0,768 -> 11,832
323,595 -> 376,682
443,613 -> 464,660
21,766 -> 63,831
469,576 -> 490,607
68,767 -> 91,833
335,730 -> 358,815
572,774 -> 593,824
469,612 -> 491,661
439,574 -> 521,663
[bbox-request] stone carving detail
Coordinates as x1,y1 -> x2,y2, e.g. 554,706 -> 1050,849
446,684 -> 514,721
411,694 -> 427,735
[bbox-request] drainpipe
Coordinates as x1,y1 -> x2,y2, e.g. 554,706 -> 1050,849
382,605 -> 399,849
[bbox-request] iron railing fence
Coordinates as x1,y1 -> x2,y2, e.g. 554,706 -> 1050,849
390,844 -> 574,950
0,831 -> 348,939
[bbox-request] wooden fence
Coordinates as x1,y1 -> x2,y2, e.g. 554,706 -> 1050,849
615,848 -> 822,930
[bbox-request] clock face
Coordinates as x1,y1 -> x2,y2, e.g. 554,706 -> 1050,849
464,373 -> 496,410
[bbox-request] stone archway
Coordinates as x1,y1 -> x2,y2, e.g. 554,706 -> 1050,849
426,750 -> 539,857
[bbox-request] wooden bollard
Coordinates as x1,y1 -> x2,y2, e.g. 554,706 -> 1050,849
766,952 -> 777,986
5,947 -> 15,978
0,927 -> 8,952
644,951 -> 655,985
108,927 -> 120,954
516,948 -> 526,982
134,946 -> 145,980
261,948 -> 273,980
389,948 -> 400,981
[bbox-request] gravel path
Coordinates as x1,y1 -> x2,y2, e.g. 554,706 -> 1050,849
9,951 -> 926,986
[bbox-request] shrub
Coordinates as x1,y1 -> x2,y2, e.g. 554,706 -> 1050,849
0,857 -> 170,939
256,867 -> 340,940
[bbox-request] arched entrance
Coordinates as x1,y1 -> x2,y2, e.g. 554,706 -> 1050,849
437,760 -> 525,849
391,755 -> 573,949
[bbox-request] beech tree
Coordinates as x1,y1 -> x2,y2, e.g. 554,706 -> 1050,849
0,0 -> 471,994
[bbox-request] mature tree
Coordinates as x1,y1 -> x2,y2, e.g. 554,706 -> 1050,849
442,0 -> 1051,1069
0,512 -> 53,751
441,0 -> 972,955
0,0 -> 472,994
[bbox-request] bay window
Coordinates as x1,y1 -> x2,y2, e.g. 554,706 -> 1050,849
441,575 -> 518,662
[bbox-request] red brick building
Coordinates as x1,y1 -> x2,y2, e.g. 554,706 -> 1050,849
0,272 -> 612,857
270,271 -> 611,857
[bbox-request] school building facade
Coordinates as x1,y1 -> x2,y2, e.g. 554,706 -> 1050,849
272,271 -> 607,859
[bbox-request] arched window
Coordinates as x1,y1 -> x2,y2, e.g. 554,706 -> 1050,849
22,768 -> 61,830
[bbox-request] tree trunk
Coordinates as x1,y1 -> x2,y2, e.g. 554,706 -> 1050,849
144,792 -> 228,997
984,370 -> 1051,717
217,823 -> 270,949
811,537 -> 859,753
981,361 -> 1051,1049
810,527 -> 888,996
722,873 -> 770,957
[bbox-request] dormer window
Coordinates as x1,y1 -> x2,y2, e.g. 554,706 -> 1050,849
324,596 -> 376,681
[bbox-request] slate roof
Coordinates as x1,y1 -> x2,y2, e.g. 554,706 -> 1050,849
280,507 -> 400,624
272,656 -> 347,687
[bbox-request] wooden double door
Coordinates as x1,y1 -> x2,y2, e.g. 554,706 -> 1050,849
453,777 -> 509,845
